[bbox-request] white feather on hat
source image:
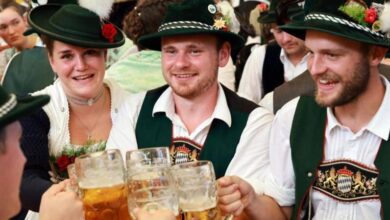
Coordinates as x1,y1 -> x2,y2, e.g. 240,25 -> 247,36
78,0 -> 114,19
380,2 -> 390,34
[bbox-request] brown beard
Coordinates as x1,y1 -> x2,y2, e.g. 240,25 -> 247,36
315,59 -> 370,107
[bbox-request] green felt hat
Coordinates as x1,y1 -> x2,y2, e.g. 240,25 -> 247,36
138,0 -> 245,50
0,86 -> 50,129
258,0 -> 304,24
280,0 -> 390,48
26,3 -> 124,48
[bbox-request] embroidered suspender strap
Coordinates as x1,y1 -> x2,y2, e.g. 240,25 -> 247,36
200,85 -> 258,178
262,41 -> 284,97
313,160 -> 379,202
135,85 -> 172,148
290,96 -> 326,220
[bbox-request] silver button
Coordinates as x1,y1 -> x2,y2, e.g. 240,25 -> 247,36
307,172 -> 313,177
115,108 -> 118,113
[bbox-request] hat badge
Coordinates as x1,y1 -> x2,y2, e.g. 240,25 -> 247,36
208,4 -> 217,14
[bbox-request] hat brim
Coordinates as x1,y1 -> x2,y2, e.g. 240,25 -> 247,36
258,11 -> 276,23
281,17 -> 390,48
27,4 -> 124,48
0,95 -> 50,129
138,28 -> 245,51
258,7 -> 303,24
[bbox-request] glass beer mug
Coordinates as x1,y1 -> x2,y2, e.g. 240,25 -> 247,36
75,149 -> 132,220
126,147 -> 180,219
171,160 -> 221,220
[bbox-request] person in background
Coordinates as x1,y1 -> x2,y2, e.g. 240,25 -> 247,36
237,0 -> 308,103
0,85 -> 83,220
0,0 -> 41,78
218,0 -> 390,219
18,1 -> 137,219
106,0 -> 181,93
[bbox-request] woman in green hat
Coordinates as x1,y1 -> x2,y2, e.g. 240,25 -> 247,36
18,1 -> 138,219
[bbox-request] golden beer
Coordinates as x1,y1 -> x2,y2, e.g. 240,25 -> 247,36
81,183 -> 132,220
127,171 -> 180,217
182,206 -> 222,220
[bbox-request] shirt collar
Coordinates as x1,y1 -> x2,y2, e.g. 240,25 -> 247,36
152,84 -> 232,127
327,76 -> 390,140
279,49 -> 309,66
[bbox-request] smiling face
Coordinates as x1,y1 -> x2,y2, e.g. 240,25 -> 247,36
48,41 -> 107,99
305,30 -> 371,107
0,7 -> 28,50
271,24 -> 307,58
161,34 -> 230,99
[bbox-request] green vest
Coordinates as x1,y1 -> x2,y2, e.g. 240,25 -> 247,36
135,85 -> 258,178
290,96 -> 390,220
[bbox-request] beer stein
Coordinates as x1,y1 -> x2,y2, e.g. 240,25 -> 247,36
66,163 -> 79,193
126,147 -> 180,218
171,160 -> 221,220
75,149 -> 131,220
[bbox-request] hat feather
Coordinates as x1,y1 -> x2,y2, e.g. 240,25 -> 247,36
78,0 -> 114,19
380,2 -> 390,33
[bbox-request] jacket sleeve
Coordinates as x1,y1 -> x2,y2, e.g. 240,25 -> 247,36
19,108 -> 52,212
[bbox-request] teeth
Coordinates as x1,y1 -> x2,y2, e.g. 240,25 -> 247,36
319,79 -> 329,84
176,74 -> 193,78
74,75 -> 92,80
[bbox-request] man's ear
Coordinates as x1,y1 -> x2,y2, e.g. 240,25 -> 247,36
218,41 -> 231,68
369,46 -> 388,66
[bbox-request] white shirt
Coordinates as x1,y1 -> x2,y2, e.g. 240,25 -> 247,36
218,56 -> 236,91
127,84 -> 274,180
237,44 -> 308,103
263,77 -> 390,220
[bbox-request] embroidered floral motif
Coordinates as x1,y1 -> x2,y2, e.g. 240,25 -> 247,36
49,141 -> 106,179
338,0 -> 383,32
212,9 -> 231,32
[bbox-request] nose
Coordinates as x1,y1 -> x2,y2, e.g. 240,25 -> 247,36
308,54 -> 327,76
174,52 -> 190,69
281,31 -> 293,44
7,25 -> 16,34
75,55 -> 87,71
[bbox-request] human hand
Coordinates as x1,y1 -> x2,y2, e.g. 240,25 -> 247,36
39,180 -> 84,220
0,44 -> 11,52
217,176 -> 257,217
133,208 -> 176,220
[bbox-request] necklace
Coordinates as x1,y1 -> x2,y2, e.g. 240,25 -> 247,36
70,88 -> 106,142
67,87 -> 104,106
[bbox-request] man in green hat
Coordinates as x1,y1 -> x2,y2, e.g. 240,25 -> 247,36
131,0 -> 273,185
218,0 -> 390,219
237,0 -> 308,104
